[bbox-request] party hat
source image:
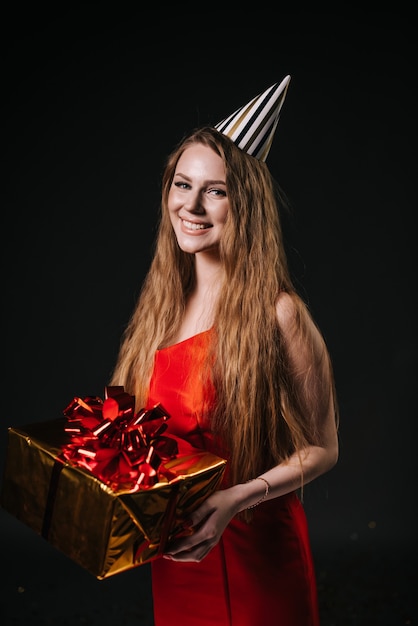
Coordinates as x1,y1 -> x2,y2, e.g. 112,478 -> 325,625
215,75 -> 291,162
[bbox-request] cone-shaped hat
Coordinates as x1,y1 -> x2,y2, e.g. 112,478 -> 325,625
214,75 -> 291,162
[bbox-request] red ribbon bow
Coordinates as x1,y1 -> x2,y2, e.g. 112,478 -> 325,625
62,386 -> 178,491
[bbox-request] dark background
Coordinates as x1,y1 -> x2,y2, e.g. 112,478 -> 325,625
1,8 -> 416,625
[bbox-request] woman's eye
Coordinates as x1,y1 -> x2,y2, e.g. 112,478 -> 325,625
208,188 -> 227,197
174,181 -> 190,190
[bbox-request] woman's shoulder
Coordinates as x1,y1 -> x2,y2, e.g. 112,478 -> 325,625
275,290 -> 326,353
275,290 -> 301,329
275,290 -> 318,337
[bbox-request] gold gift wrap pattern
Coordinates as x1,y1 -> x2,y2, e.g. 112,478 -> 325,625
0,391 -> 226,580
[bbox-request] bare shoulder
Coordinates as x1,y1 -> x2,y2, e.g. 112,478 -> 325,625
275,291 -> 300,330
276,291 -> 326,357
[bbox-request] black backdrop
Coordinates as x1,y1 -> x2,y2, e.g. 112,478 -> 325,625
2,8 -> 416,625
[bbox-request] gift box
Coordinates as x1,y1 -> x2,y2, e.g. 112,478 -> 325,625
0,387 -> 226,579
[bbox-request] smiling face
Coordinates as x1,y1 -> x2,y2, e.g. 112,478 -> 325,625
168,143 -> 230,259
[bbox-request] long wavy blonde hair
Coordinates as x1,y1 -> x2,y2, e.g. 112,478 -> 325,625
110,126 -> 338,490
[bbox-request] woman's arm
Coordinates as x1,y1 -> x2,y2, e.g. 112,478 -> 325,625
245,290 -> 339,504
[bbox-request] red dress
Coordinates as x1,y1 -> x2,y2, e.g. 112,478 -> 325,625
146,330 -> 320,626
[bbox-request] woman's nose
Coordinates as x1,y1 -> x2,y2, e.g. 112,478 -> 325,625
184,191 -> 205,214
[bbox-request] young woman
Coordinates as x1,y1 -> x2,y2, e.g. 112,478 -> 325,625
110,77 -> 339,626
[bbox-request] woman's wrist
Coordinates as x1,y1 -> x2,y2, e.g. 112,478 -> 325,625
233,476 -> 272,513
245,476 -> 271,509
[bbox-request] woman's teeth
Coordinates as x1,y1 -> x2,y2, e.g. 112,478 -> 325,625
182,220 -> 209,230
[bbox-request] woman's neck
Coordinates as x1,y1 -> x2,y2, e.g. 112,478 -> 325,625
175,255 -> 223,343
194,251 -> 223,291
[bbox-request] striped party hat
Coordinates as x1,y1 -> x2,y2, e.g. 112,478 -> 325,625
215,75 -> 291,162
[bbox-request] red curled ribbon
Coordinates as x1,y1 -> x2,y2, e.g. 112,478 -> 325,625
62,386 -> 178,492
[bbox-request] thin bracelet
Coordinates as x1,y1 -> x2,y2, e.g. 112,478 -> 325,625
246,476 -> 271,509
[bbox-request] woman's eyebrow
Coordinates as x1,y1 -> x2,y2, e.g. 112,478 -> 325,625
174,172 -> 226,185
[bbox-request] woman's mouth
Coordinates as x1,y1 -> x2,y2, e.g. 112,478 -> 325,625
181,219 -> 211,231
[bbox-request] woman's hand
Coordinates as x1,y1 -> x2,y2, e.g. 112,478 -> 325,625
163,487 -> 240,562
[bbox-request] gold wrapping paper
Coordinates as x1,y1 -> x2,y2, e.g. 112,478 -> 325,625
0,418 -> 226,579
